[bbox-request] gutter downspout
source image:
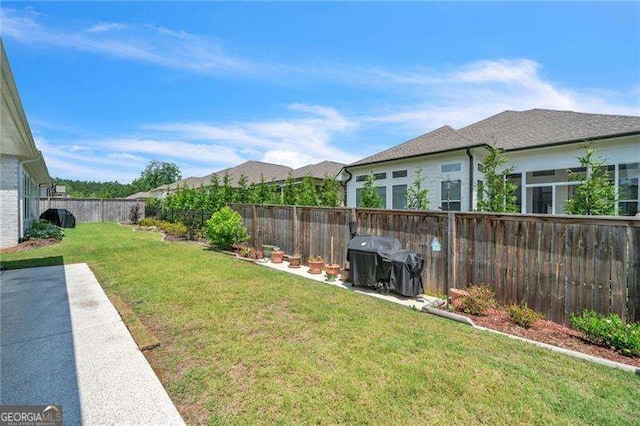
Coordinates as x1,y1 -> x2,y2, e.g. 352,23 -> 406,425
341,167 -> 353,207
466,148 -> 474,211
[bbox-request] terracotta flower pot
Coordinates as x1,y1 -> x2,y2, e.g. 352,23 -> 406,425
325,264 -> 340,281
288,255 -> 301,268
308,259 -> 324,274
340,268 -> 350,283
271,250 -> 285,264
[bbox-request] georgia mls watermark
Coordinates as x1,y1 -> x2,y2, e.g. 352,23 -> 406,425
0,405 -> 62,426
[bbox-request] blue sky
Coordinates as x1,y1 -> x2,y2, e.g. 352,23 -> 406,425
2,2 -> 639,183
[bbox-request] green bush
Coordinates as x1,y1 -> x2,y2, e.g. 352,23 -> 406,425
459,284 -> 497,315
570,310 -> 640,357
203,207 -> 249,250
138,217 -> 162,227
508,304 -> 543,328
159,221 -> 188,238
24,220 -> 64,241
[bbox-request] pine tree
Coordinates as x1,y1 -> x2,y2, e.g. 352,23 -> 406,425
565,146 -> 616,216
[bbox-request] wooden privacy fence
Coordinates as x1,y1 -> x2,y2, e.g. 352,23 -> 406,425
230,203 -> 640,325
40,198 -> 145,223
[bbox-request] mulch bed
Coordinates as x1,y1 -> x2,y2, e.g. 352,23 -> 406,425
455,307 -> 640,367
0,238 -> 60,254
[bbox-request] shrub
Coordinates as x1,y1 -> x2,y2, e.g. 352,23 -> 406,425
129,204 -> 141,224
203,207 -> 249,250
570,310 -> 640,357
138,217 -> 162,227
459,284 -> 496,315
160,221 -> 188,238
508,304 -> 542,328
24,220 -> 64,241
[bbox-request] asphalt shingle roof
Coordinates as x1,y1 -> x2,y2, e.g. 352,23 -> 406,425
459,109 -> 640,150
291,161 -> 345,179
348,109 -> 640,167
350,125 -> 479,166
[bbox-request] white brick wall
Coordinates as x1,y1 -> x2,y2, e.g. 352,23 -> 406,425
0,155 -> 20,248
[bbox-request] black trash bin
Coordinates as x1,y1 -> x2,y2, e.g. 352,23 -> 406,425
40,208 -> 76,228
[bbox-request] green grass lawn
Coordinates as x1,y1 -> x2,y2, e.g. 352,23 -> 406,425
2,223 -> 639,424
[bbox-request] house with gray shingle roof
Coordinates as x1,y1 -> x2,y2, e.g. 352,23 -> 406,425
343,109 -> 640,215
148,160 -> 346,199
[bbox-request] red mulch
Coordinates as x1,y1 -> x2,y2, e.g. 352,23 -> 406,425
455,307 -> 640,367
0,238 -> 60,254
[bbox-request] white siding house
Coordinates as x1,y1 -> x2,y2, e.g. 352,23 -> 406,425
1,40 -> 52,248
343,109 -> 640,216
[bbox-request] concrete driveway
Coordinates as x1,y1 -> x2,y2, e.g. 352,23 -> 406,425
0,263 -> 183,425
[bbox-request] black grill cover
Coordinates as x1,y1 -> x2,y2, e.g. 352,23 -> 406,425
40,209 -> 76,228
388,250 -> 424,297
347,235 -> 424,297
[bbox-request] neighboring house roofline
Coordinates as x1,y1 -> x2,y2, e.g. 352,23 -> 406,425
501,130 -> 640,153
344,144 -> 489,170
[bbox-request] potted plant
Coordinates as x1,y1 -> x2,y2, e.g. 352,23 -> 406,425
325,263 -> 340,281
271,249 -> 285,263
288,253 -> 301,268
261,244 -> 278,259
307,256 -> 324,274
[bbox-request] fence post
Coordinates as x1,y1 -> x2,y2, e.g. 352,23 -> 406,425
447,211 -> 457,296
293,206 -> 299,254
100,199 -> 104,222
252,205 -> 258,248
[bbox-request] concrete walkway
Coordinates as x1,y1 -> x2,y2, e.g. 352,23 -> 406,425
258,259 -> 441,309
0,263 -> 184,425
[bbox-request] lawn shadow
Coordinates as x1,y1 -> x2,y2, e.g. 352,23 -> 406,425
0,256 -> 65,271
0,258 -> 83,422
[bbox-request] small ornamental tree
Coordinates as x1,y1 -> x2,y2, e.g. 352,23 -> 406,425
406,168 -> 430,210
318,175 -> 343,207
203,206 -> 249,249
477,146 -> 518,213
360,172 -> 383,208
565,146 -> 616,216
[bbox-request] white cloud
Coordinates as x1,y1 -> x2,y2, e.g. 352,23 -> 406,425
86,22 -> 128,33
144,104 -> 360,168
0,7 -> 255,75
362,59 -> 640,131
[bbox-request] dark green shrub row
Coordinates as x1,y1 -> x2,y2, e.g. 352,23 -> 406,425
570,310 -> 640,357
24,220 -> 64,241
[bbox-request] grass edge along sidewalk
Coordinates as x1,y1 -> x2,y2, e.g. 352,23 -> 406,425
1,223 -> 639,425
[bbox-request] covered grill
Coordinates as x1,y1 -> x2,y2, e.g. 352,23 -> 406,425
40,208 -> 76,228
347,235 -> 424,297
